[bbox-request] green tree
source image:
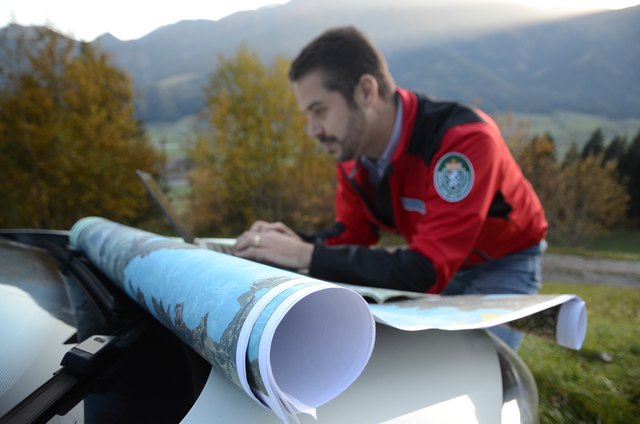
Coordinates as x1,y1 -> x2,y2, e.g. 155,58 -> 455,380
619,129 -> 640,227
0,26 -> 164,229
603,135 -> 627,166
561,142 -> 580,169
186,46 -> 335,236
581,128 -> 605,159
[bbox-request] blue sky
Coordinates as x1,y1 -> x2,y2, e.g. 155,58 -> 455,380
0,0 -> 638,42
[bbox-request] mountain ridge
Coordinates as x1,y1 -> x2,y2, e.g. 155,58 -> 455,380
388,5 -> 640,118
2,1 -> 638,122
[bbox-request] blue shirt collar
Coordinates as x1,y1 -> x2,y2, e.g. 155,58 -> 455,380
361,94 -> 403,183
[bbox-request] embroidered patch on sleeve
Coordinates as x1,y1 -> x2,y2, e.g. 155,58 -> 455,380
433,152 -> 474,202
401,197 -> 426,215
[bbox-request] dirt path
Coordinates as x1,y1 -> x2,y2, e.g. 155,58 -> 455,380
543,253 -> 640,288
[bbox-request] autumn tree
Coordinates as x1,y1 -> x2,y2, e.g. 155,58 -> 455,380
0,26 -> 164,229
516,132 -> 559,208
186,46 -> 335,236
516,131 -> 627,245
515,133 -> 565,237
553,155 -> 628,244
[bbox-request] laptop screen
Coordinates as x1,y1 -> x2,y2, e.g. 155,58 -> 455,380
136,169 -> 195,243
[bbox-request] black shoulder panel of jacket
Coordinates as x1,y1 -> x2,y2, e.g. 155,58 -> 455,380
407,94 -> 485,165
309,243 -> 436,293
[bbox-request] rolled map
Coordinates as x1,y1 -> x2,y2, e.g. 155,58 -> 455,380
70,217 -> 375,423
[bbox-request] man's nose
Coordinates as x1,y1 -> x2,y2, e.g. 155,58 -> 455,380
307,120 -> 324,140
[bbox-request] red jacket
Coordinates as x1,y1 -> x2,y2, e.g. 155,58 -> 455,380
308,89 -> 547,293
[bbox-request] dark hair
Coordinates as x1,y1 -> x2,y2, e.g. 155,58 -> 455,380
288,26 -> 395,105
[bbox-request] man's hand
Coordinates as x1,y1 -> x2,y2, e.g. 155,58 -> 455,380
233,221 -> 314,270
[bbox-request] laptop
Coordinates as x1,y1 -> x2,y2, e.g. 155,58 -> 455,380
135,170 -> 234,254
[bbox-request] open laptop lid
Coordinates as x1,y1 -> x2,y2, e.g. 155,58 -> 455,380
136,169 -> 195,243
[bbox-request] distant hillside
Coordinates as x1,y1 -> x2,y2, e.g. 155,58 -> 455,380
389,5 -> 640,119
1,0 -> 638,122
89,0 -> 624,122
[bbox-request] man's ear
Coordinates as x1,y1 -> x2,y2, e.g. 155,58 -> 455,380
357,74 -> 378,106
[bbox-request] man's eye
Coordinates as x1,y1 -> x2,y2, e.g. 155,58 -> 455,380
313,108 -> 326,118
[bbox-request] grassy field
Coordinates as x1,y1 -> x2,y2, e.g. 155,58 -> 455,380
520,282 -> 640,423
548,230 -> 640,261
147,111 -> 640,163
585,231 -> 640,256
146,114 -> 199,161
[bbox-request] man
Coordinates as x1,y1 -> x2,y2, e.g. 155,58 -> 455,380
233,26 -> 547,350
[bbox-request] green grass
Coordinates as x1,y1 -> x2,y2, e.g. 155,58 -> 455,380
548,230 -> 640,261
148,112 -> 640,163
146,114 -> 199,161
520,283 -> 640,423
585,231 -> 640,255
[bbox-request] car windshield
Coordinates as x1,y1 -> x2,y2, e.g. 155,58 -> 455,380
0,238 -> 77,417
0,232 -> 209,423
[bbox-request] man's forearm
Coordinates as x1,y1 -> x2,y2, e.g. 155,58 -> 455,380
309,243 -> 436,292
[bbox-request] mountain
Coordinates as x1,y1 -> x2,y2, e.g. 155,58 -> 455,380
388,5 -> 640,119
90,0 -> 627,122
2,0 -> 638,122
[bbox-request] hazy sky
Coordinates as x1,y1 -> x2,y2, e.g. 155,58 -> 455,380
1,0 -> 638,42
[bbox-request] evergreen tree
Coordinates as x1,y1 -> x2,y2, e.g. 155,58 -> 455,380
562,142 -> 580,169
603,135 -> 627,167
581,128 -> 605,159
619,129 -> 640,227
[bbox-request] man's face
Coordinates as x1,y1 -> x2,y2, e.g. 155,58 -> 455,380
293,71 -> 367,162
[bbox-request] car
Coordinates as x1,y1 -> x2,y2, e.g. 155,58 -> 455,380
0,229 -> 212,424
0,228 -> 539,424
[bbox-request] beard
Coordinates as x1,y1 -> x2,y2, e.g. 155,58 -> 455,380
319,105 -> 367,162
